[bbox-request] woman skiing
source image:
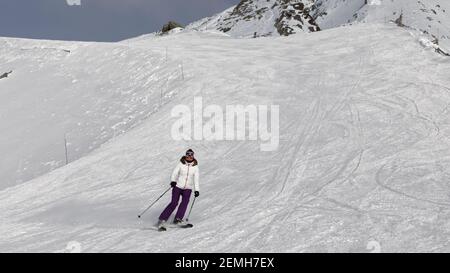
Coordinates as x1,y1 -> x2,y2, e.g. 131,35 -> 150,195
158,149 -> 200,229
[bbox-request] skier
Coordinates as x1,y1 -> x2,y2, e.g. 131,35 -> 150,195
158,149 -> 200,230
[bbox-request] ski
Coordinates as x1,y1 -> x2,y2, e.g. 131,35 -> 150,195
166,223 -> 193,229
158,226 -> 167,232
163,223 -> 194,229
150,223 -> 193,231
175,223 -> 193,228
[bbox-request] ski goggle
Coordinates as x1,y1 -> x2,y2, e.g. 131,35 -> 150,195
186,152 -> 194,157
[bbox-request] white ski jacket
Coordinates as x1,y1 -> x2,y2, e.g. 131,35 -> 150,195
171,156 -> 200,191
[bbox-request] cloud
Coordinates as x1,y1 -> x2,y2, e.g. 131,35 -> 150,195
66,0 -> 81,6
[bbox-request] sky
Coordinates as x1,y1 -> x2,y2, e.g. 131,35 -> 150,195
0,0 -> 239,42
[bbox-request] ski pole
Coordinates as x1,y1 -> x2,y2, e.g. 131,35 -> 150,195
138,187 -> 171,218
186,197 -> 197,222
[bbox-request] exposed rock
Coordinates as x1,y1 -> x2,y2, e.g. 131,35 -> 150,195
161,21 -> 184,34
394,12 -> 405,27
187,0 -> 319,38
274,0 -> 320,36
0,71 -> 12,80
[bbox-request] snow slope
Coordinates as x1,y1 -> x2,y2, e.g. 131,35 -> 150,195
0,38 -> 185,189
313,0 -> 450,49
186,0 -> 450,51
1,23 -> 450,252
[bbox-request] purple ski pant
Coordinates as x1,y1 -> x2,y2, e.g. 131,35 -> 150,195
159,186 -> 192,221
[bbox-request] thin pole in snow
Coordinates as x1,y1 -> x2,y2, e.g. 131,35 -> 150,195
165,47 -> 168,62
64,134 -> 69,165
180,62 -> 184,80
186,197 -> 197,222
138,187 -> 172,218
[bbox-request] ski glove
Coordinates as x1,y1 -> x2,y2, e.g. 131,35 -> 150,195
194,191 -> 200,197
170,181 -> 177,187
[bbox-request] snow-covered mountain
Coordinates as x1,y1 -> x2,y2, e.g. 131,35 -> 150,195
1,23 -> 450,252
187,0 -> 450,51
1,1 -> 450,253
313,0 -> 450,40
187,0 -> 320,38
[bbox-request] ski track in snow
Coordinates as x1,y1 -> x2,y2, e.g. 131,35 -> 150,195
1,24 -> 450,252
